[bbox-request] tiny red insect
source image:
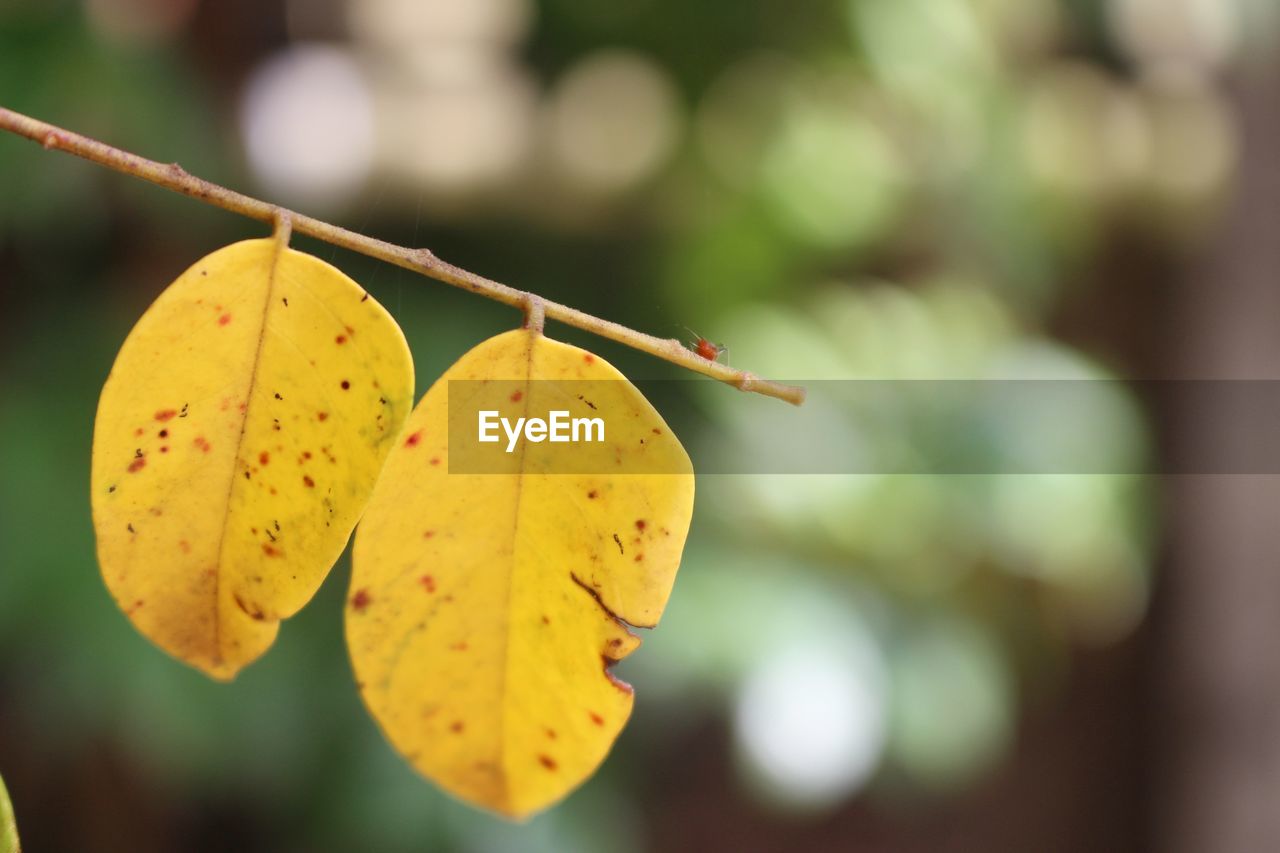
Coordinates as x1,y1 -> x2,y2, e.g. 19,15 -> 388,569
685,328 -> 727,362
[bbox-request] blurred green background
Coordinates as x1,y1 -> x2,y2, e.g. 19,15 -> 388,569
2,0 -> 1279,850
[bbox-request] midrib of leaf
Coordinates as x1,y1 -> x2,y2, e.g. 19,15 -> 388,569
210,240 -> 286,666
498,333 -> 537,812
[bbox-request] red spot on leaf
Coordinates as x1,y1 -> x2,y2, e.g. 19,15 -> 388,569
423,530 -> 435,539
317,412 -> 328,421
262,544 -> 281,557
259,451 -> 270,465
351,589 -> 371,611
154,409 -> 177,422
583,354 -> 595,364
538,754 -> 558,770
635,519 -> 646,531
335,335 -> 347,345
194,436 -> 211,453
159,446 -> 169,454
589,711 -> 604,726
429,457 -> 441,466
450,642 -> 468,651
179,540 -> 191,554
127,457 -> 146,473
587,490 -> 598,499
634,553 -> 644,562
420,575 -> 436,593
510,390 -> 523,402
218,313 -> 231,326
541,615 -> 551,625
405,431 -> 423,447
134,428 -> 144,437
303,475 -> 315,488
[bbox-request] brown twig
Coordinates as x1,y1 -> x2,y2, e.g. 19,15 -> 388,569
0,105 -> 806,406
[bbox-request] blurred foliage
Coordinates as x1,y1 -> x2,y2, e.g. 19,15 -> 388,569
0,0 -> 1269,849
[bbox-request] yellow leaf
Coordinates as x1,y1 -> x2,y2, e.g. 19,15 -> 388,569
0,771 -> 17,853
91,238 -> 414,680
348,329 -> 694,819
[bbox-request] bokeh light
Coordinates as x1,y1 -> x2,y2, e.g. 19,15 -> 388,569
240,44 -> 375,209
544,51 -> 681,195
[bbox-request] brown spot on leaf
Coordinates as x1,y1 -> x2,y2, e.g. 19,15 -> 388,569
538,754 -> 558,770
303,475 -> 315,488
259,451 -> 270,465
350,589 -> 371,611
450,721 -> 465,734
587,490 -> 598,499
194,436 -> 211,453
450,641 -> 468,651
635,519 -> 646,531
262,544 -> 281,557
423,529 -> 435,539
429,457 -> 441,466
589,711 -> 604,726
218,313 -> 231,326
340,380 -> 350,390
510,390 -> 523,402
583,354 -> 595,364
127,457 -> 146,473
154,409 -> 177,422
317,411 -> 328,421
420,575 -> 436,593
179,540 -> 191,554
405,430 -> 423,447
234,593 -> 265,620
335,335 -> 347,345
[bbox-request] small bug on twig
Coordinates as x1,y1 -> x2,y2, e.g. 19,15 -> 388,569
683,327 -> 728,363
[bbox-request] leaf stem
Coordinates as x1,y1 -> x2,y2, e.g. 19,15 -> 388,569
0,105 -> 805,406
523,294 -> 546,336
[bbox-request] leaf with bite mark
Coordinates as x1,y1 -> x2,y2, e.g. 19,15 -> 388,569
348,329 -> 694,818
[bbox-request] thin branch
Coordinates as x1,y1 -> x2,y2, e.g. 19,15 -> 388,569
0,105 -> 806,406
